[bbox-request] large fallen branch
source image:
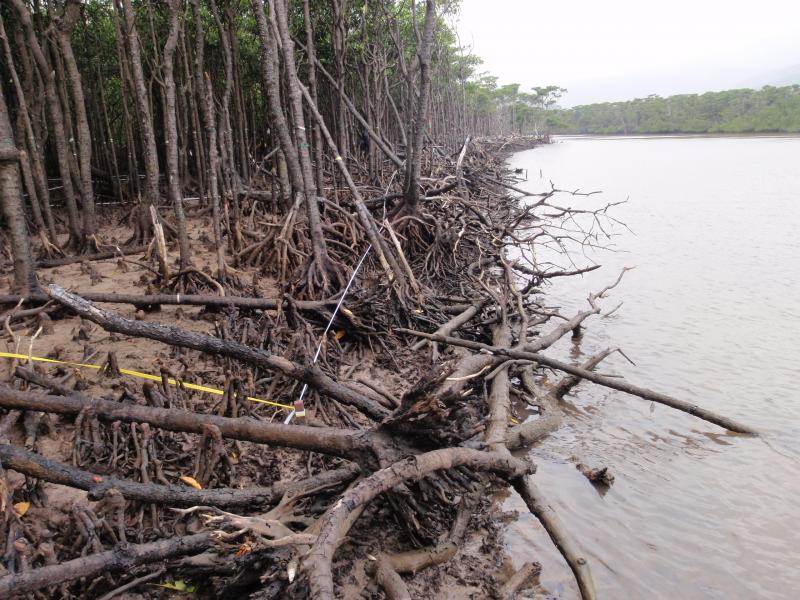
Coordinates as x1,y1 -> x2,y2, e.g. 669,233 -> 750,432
506,349 -> 616,449
0,291 -> 335,311
47,285 -> 389,420
35,245 -> 150,268
303,448 -> 531,600
0,385 -> 384,462
0,532 -> 213,597
369,493 -> 475,598
0,443 -> 359,508
411,298 -> 486,351
396,329 -> 756,434
483,316 -> 596,600
513,476 -> 596,600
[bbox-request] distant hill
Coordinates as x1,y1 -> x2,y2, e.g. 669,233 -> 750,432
551,85 -> 800,135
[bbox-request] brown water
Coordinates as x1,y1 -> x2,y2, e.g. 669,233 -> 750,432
504,136 -> 800,599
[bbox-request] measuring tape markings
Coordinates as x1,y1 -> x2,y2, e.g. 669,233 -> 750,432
0,351 -> 293,410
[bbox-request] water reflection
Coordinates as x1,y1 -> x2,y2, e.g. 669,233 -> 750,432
504,136 -> 800,599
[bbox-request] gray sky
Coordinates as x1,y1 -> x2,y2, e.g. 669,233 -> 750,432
454,0 -> 800,106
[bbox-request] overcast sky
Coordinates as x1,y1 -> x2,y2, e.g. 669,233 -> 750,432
454,0 -> 800,106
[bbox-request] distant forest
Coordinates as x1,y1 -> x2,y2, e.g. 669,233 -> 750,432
550,85 -> 800,134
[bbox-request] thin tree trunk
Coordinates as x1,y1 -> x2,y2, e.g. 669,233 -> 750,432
330,0 -> 351,161
271,0 -> 332,285
112,0 -> 140,201
208,0 -> 238,194
120,0 -> 161,240
228,12 -> 249,181
0,80 -> 39,293
55,0 -> 97,242
180,22 -> 206,205
303,0 -> 325,195
250,0 -> 304,197
8,0 -> 83,247
0,14 -> 55,240
200,72 -> 227,284
403,0 -> 436,213
162,0 -> 191,270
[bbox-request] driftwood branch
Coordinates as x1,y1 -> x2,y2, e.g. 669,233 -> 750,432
513,476 -> 596,600
0,291 -> 335,312
0,533 -> 213,597
396,329 -> 756,434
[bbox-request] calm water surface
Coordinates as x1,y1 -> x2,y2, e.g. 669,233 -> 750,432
503,136 -> 800,599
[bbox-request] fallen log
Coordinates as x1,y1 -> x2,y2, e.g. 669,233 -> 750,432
47,285 -> 389,420
368,555 -> 412,600
478,317 -> 596,600
35,245 -> 150,268
0,384 -> 384,463
0,443 -> 360,508
0,291 -> 335,312
303,448 -> 531,600
513,476 -> 596,600
395,329 -> 756,434
383,494 -> 472,574
506,349 -> 616,449
0,532 -> 213,597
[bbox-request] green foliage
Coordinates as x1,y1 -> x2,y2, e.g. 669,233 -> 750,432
553,86 -> 800,134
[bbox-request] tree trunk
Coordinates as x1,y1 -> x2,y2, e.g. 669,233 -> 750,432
303,0 -> 325,196
119,0 -> 161,240
0,79 -> 39,293
250,0 -> 304,199
0,14 -> 56,241
271,0 -> 331,285
403,0 -> 436,213
55,0 -> 97,242
162,0 -> 192,271
8,0 -> 83,247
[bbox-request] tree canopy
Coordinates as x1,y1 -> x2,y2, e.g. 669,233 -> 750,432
552,86 -> 800,134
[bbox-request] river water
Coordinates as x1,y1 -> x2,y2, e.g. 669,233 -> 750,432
503,136 -> 800,599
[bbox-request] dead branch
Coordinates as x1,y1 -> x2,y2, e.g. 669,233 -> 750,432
47,285 -> 389,420
396,329 -> 756,434
0,443 -> 359,508
513,477 -> 596,600
0,533 -> 213,597
304,449 -> 531,599
499,561 -> 541,600
0,384 -> 384,462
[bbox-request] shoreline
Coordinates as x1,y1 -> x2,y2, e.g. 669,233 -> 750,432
550,132 -> 800,140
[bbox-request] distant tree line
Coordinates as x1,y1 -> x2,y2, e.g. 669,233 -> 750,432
551,85 -> 800,134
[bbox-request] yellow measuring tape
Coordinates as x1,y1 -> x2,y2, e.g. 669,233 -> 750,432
0,351 -> 293,411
